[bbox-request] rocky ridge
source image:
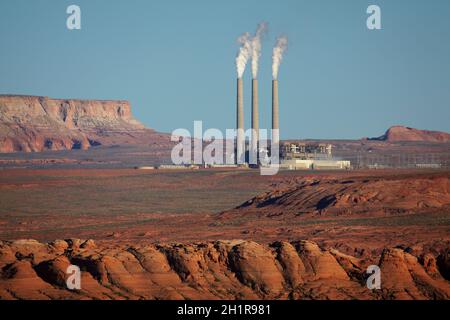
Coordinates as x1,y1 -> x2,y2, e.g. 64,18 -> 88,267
221,173 -> 450,218
0,239 -> 449,300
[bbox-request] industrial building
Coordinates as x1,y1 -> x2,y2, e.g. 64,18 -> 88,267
280,159 -> 351,170
281,142 -> 333,160
279,142 -> 350,170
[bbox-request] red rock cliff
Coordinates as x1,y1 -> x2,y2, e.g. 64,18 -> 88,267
0,95 -> 155,152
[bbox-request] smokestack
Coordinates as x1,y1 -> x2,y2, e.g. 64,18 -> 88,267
272,79 -> 279,143
236,78 -> 244,163
271,36 -> 287,148
251,79 -> 259,163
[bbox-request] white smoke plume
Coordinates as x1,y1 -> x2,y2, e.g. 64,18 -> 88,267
272,35 -> 288,80
251,22 -> 268,79
235,32 -> 252,79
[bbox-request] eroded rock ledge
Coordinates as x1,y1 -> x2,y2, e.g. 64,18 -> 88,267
0,239 -> 449,300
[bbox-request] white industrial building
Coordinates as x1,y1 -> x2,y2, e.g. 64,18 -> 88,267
280,159 -> 351,170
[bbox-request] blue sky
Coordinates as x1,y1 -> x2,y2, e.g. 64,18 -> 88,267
1,0 -> 449,139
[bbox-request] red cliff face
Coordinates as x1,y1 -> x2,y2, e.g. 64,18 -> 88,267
0,95 -> 155,152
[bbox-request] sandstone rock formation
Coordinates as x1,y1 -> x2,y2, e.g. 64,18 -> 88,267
0,95 -> 166,153
370,126 -> 450,143
222,173 -> 450,218
0,239 -> 448,300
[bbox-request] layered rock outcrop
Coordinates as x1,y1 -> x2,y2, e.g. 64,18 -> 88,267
222,173 -> 450,218
0,239 -> 448,300
0,95 -> 159,152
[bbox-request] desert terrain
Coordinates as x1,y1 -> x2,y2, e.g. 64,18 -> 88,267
1,95 -> 449,300
0,168 -> 449,300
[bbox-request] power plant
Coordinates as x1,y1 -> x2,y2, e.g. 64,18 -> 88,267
233,27 -> 351,170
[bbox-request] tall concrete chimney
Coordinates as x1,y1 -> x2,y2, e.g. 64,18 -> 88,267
272,79 -> 280,144
251,79 -> 259,164
236,78 -> 244,164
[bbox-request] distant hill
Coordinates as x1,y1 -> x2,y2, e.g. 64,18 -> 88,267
368,126 -> 450,143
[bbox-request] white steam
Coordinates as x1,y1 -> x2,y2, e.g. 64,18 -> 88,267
235,32 -> 252,79
272,35 -> 288,80
251,22 -> 268,79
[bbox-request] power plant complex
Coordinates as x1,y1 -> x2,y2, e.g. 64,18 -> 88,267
234,25 -> 350,170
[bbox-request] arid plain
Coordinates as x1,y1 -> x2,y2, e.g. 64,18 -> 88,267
0,168 -> 447,249
0,168 -> 449,300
